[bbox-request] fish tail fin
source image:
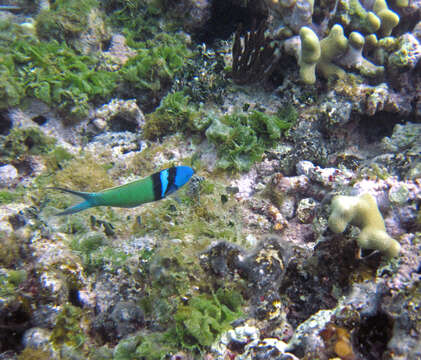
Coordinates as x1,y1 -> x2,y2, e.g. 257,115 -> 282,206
48,187 -> 97,216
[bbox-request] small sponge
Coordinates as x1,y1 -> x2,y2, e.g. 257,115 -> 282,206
328,193 -> 401,257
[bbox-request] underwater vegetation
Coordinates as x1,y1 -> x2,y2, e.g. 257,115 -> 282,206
53,154 -> 115,192
119,32 -> 192,109
143,90 -> 297,171
142,91 -> 206,139
0,127 -> 56,163
0,2 -> 191,120
50,304 -> 85,350
0,0 -> 420,359
173,288 -> 243,348
0,23 -> 117,119
111,287 -> 243,359
206,106 -> 297,171
102,0 -> 164,43
35,0 -> 99,44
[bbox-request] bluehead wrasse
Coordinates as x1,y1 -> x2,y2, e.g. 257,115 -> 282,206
50,166 -> 194,216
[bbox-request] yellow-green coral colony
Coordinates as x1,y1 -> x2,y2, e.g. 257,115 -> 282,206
373,0 -> 400,36
299,27 -> 321,85
296,0 -> 401,84
328,193 -> 401,257
298,23 -> 390,84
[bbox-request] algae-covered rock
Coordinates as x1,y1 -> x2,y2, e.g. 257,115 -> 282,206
388,33 -> 421,71
205,109 -> 296,171
174,288 -> 243,348
382,122 -> 421,179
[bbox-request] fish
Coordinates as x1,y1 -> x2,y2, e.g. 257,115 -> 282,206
50,165 -> 195,216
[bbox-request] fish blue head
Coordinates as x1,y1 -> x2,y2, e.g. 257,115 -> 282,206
159,166 -> 195,197
174,166 -> 195,188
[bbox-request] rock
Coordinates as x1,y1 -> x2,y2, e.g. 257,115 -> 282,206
0,164 -> 18,187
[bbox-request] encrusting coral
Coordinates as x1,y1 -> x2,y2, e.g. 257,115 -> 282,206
328,193 -> 401,257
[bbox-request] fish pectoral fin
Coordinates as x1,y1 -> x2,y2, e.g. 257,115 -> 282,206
166,183 -> 181,196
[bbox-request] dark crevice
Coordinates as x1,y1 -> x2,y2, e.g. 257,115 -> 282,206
0,304 -> 31,353
69,288 -> 83,308
0,112 -> 12,135
354,312 -> 394,360
101,38 -> 112,52
358,111 -> 404,144
194,0 -> 268,44
109,115 -> 138,132
32,115 -> 48,126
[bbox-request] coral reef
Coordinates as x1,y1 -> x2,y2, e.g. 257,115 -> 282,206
0,0 -> 420,359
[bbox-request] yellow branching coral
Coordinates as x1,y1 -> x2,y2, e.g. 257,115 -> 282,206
328,193 -> 401,257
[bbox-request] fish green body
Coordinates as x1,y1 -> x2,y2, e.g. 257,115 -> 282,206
94,176 -> 156,207
51,166 -> 194,215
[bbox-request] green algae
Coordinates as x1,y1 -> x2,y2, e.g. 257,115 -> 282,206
17,39 -> 116,119
0,269 -> 27,302
53,154 -> 115,192
112,289 -> 243,358
44,147 -> 74,171
35,0 -> 98,43
206,107 -> 297,171
17,347 -> 52,360
139,245 -> 203,325
103,0 -> 163,44
88,246 -> 130,274
68,228 -> 152,275
119,33 -> 191,102
102,243 -> 242,357
0,17 -> 116,119
0,127 -> 56,163
0,190 -> 20,205
129,143 -> 175,176
0,3 -> 190,120
0,20 -> 25,108
173,288 -> 243,348
0,231 -> 25,268
69,231 -> 106,273
50,304 -> 85,350
131,179 -> 244,246
133,332 -> 176,360
142,91 -> 206,140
